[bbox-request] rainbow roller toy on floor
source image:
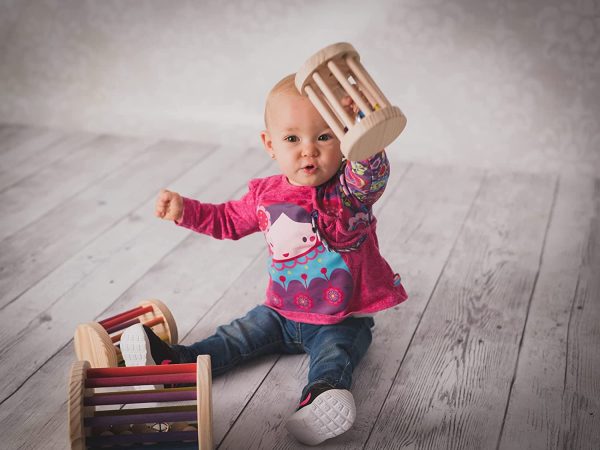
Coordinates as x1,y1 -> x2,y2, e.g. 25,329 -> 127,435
68,356 -> 213,450
295,42 -> 407,161
74,299 -> 178,368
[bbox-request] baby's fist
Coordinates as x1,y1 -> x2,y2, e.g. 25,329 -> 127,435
155,189 -> 183,222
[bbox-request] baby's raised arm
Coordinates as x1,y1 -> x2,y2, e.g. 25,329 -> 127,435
155,189 -> 184,222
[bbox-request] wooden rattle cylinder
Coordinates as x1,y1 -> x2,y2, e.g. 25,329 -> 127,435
295,42 -> 407,161
68,356 -> 213,450
74,299 -> 178,368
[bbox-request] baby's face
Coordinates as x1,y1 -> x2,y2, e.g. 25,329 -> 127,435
261,93 -> 343,187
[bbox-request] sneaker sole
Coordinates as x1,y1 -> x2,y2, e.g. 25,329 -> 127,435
286,389 -> 356,446
119,324 -> 160,390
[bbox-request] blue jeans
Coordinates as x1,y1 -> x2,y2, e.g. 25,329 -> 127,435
171,305 -> 374,398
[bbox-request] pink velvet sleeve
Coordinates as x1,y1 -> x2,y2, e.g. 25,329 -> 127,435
175,184 -> 259,240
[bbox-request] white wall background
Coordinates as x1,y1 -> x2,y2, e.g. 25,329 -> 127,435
1,0 -> 599,175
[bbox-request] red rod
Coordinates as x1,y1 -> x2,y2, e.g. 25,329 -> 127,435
100,305 -> 154,330
85,372 -> 196,388
88,363 -> 196,378
110,316 -> 165,343
105,317 -> 140,335
99,306 -> 146,327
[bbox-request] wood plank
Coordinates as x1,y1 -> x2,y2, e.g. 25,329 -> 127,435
0,125 -> 40,153
0,126 -> 64,164
0,131 -> 98,192
0,143 -> 251,357
0,134 -> 155,240
218,163 -> 484,449
499,175 -> 600,449
363,171 -> 556,449
0,140 -> 213,372
0,124 -> 24,150
0,139 -> 210,312
0,148 -> 272,448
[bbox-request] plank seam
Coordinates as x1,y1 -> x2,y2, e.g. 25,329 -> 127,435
363,169 -> 487,449
0,142 -> 216,313
216,355 -> 283,449
495,174 -> 560,450
0,138 -> 160,244
0,134 -> 98,195
0,148 -> 262,406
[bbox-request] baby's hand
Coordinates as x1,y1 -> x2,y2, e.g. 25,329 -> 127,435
341,95 -> 359,116
155,189 -> 183,222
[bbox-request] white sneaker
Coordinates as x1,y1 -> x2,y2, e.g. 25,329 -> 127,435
119,323 -> 159,390
286,388 -> 356,446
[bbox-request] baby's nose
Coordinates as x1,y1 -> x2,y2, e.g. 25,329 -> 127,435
302,143 -> 319,157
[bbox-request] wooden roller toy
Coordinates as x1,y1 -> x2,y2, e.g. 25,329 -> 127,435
68,356 -> 213,450
295,42 -> 407,161
74,299 -> 178,368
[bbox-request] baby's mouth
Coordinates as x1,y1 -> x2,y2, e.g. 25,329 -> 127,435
302,164 -> 317,174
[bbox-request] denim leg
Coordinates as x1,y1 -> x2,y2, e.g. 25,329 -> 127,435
170,305 -> 301,376
301,316 -> 374,397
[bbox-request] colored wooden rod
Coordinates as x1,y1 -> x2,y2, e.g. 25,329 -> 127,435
93,404 -> 196,417
88,442 -> 200,450
88,363 -> 197,378
105,317 -> 140,334
98,305 -> 146,327
85,410 -> 197,427
85,388 -> 197,406
85,430 -> 198,446
111,316 -> 165,343
85,373 -> 196,388
100,305 -> 154,330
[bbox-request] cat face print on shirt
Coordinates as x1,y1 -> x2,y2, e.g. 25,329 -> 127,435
257,202 -> 354,315
258,203 -> 318,261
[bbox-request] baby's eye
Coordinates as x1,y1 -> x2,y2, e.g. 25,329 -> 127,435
285,135 -> 299,143
318,134 -> 333,141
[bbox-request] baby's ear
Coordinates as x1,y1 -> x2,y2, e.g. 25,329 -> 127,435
260,130 -> 273,156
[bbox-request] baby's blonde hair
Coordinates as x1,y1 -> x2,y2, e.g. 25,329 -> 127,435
264,73 -> 301,129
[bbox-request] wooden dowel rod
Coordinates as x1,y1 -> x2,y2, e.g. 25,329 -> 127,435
88,363 -> 196,378
355,79 -> 378,109
98,442 -> 199,450
93,404 -> 196,416
312,72 -> 354,128
85,430 -> 198,446
86,372 -> 196,388
85,410 -> 197,427
105,317 -> 140,335
327,60 -> 372,116
345,56 -> 390,108
99,306 -> 146,327
100,305 -> 154,330
86,388 -> 197,406
111,317 -> 165,343
305,85 -> 345,140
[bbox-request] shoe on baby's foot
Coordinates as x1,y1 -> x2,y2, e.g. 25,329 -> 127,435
120,323 -> 179,389
285,383 -> 356,446
120,323 -> 180,366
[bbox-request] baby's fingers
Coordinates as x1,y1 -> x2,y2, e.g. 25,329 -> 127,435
155,189 -> 171,218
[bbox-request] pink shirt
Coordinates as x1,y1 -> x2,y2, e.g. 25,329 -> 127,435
176,151 -> 407,324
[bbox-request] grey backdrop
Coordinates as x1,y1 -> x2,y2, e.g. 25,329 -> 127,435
1,0 -> 599,175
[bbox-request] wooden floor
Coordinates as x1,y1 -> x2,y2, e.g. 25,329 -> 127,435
0,123 -> 598,449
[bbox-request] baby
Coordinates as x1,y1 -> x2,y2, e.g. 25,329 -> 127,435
120,74 -> 407,446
